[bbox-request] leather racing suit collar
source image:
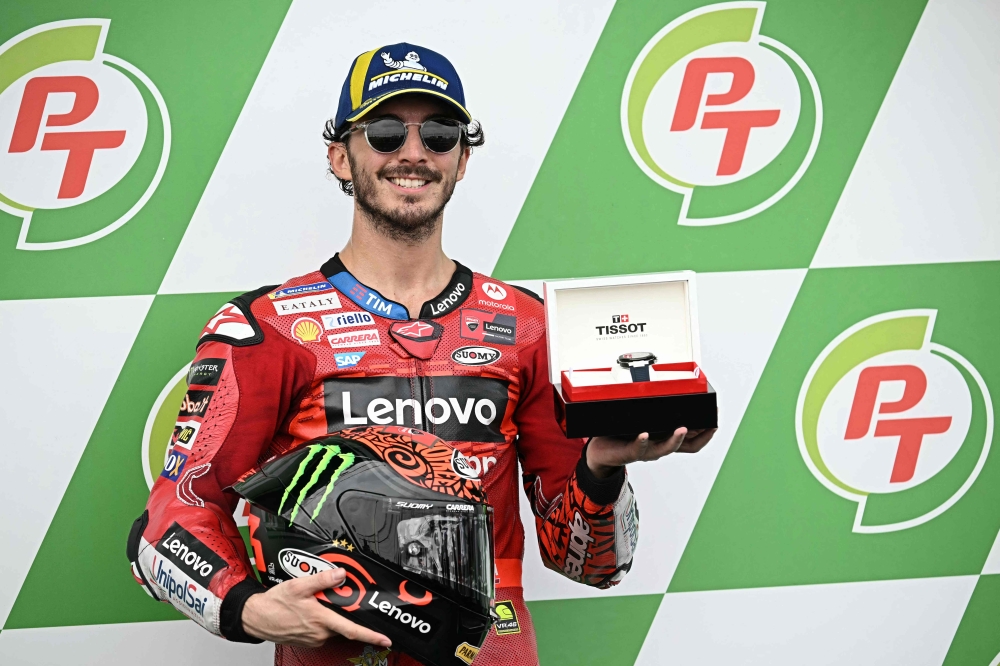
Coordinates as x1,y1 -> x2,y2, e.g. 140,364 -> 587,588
320,253 -> 473,320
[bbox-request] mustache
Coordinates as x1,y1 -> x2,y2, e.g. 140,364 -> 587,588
378,164 -> 442,183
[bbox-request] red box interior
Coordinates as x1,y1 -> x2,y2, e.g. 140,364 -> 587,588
561,362 -> 708,402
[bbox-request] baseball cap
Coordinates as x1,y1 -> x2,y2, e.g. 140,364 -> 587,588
334,43 -> 472,132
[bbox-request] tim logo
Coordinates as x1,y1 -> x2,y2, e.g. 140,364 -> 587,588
797,310 -> 993,533
0,20 -> 170,249
622,2 -> 821,226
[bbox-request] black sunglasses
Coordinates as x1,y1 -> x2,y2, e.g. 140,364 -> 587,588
341,117 -> 466,154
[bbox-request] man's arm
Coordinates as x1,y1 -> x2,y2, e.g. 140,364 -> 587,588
514,335 -> 640,588
126,297 -> 313,641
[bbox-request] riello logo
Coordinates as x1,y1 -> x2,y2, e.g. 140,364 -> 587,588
621,2 -> 821,226
796,310 -> 993,534
0,20 -> 170,250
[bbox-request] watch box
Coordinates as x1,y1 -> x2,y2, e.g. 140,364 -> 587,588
543,271 -> 718,438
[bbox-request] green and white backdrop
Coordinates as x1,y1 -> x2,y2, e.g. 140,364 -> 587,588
1,0 -> 998,663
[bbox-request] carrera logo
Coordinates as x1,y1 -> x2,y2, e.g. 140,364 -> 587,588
279,548 -> 335,579
452,346 -> 501,366
329,329 -> 380,349
797,310 -> 993,533
0,20 -> 170,250
622,2 -> 821,226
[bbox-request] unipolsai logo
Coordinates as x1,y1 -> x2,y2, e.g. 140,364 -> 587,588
621,2 -> 821,226
796,310 -> 993,533
0,19 -> 170,250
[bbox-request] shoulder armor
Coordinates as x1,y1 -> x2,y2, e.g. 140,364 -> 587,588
196,284 -> 277,349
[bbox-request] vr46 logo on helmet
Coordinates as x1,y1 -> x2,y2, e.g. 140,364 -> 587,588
0,19 -> 170,249
622,2 -> 821,226
797,310 -> 993,533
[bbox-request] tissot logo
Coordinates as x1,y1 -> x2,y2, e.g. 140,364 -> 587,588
596,315 -> 647,337
324,376 -> 509,443
0,20 -> 170,250
622,3 -> 821,226
797,310 -> 993,533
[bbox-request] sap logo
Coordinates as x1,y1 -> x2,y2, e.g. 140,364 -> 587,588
279,548 -> 334,579
322,312 -> 375,330
368,591 -> 432,634
151,555 -> 209,617
342,393 -> 498,427
563,511 -> 594,581
452,346 -> 501,366
335,352 -> 365,369
396,502 -> 433,509
428,281 -> 466,316
329,329 -> 380,349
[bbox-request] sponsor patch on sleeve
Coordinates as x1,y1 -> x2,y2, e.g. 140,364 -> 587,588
155,522 -> 227,588
494,600 -> 521,635
187,358 -> 226,386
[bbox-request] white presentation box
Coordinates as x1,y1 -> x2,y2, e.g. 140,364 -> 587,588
543,271 -> 718,438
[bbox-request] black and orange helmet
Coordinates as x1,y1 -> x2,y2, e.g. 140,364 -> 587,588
231,426 -> 494,666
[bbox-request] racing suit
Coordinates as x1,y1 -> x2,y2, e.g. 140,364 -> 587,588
127,255 -> 639,665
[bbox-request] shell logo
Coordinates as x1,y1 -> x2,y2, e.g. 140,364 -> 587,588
292,317 -> 323,343
0,19 -> 170,250
796,310 -> 993,533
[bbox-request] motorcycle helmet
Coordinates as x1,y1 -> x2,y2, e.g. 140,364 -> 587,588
231,425 -> 495,666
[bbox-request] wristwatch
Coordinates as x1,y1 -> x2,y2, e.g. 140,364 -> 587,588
617,352 -> 657,382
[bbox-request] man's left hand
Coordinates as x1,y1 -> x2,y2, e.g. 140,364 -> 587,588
587,428 -> 717,479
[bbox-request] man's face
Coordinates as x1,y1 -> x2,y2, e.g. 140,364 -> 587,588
329,95 -> 470,243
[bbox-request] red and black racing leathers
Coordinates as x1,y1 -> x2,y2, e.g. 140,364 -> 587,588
127,255 -> 639,665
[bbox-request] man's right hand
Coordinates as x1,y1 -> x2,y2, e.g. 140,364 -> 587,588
242,568 -> 392,649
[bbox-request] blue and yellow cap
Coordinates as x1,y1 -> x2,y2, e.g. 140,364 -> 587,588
334,43 -> 471,132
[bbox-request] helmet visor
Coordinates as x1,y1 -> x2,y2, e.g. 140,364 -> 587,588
338,491 -> 494,608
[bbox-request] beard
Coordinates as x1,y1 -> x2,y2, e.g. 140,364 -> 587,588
350,154 -> 458,244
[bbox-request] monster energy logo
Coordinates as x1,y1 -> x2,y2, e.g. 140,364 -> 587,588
278,444 -> 355,522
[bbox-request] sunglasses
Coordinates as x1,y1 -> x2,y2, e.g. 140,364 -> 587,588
342,117 -> 466,154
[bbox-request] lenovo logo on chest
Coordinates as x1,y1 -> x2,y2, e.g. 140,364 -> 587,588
324,376 -> 509,443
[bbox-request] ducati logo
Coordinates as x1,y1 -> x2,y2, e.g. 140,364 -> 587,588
796,310 -> 993,533
622,2 -> 821,226
0,19 -> 170,250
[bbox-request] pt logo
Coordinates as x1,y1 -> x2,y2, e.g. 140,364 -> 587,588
796,310 -> 993,533
622,2 -> 821,226
0,20 -> 170,249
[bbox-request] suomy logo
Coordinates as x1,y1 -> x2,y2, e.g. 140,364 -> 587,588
622,2 -> 821,226
279,548 -> 335,579
0,20 -> 170,249
797,310 -> 993,533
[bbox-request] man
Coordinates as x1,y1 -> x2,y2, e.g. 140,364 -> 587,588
127,43 -> 715,665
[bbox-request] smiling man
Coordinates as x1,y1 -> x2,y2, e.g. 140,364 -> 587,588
127,43 -> 714,665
